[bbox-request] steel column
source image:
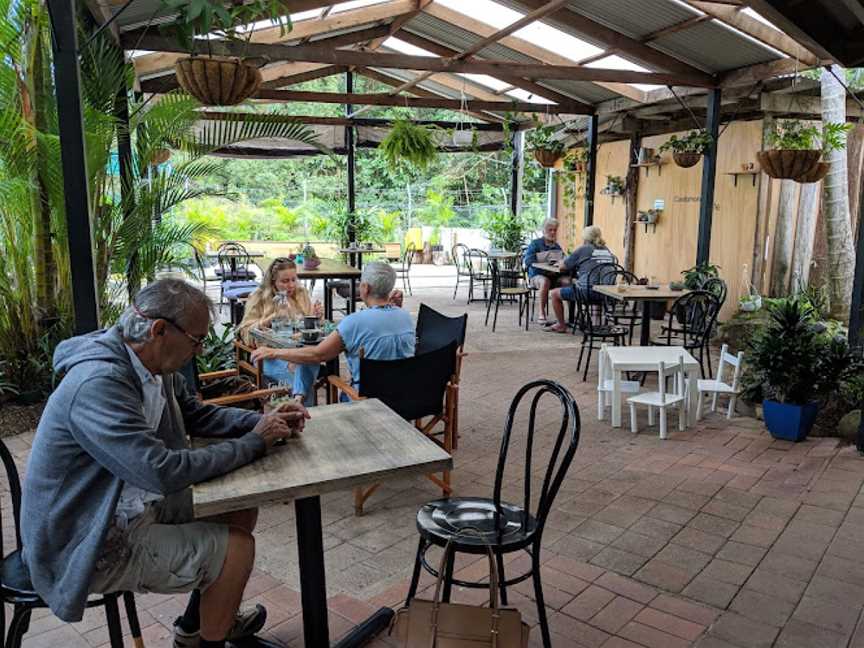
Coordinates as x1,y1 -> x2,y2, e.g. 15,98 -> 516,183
584,113 -> 599,227
510,130 -> 524,217
48,0 -> 99,333
346,71 -> 357,244
850,170 -> 864,350
696,89 -> 721,266
546,168 -> 558,220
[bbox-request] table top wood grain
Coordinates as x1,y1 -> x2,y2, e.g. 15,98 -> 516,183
192,399 -> 453,518
262,258 -> 362,279
593,284 -> 690,302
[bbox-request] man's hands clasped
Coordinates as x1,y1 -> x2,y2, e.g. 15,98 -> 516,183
252,401 -> 311,449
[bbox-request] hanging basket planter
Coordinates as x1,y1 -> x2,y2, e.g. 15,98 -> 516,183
793,162 -> 830,184
672,151 -> 702,168
534,148 -> 561,168
175,57 -> 262,106
755,149 -> 821,180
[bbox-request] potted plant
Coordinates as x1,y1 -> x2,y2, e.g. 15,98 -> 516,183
526,120 -> 565,167
637,209 -> 660,225
601,175 -> 625,196
738,293 -> 762,312
659,130 -> 712,168
379,118 -> 438,171
745,298 -> 859,441
757,120 -> 852,181
681,262 -> 720,289
299,242 -> 320,270
160,0 -> 292,106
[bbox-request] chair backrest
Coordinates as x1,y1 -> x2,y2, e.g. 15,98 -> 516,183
359,342 -> 457,421
586,262 -> 625,287
492,380 -> 581,537
401,243 -> 416,270
416,303 -> 468,356
701,277 -> 728,309
666,290 -> 720,344
218,241 -> 251,274
466,248 -> 488,276
656,356 -> 685,404
715,343 -> 744,390
0,439 -> 23,556
452,243 -> 470,272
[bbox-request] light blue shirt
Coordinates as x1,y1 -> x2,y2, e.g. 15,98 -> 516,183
115,345 -> 166,527
337,305 -> 415,386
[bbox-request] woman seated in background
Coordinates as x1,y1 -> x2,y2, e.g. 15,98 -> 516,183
238,258 -> 323,404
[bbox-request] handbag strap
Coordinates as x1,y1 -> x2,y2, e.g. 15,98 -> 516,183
429,532 -> 504,648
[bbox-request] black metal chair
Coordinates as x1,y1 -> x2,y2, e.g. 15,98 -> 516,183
0,440 -> 144,648
573,286 -> 628,381
451,243 -> 473,301
217,242 -> 256,305
651,290 -> 721,377
466,248 -> 492,304
602,269 -> 642,345
328,342 -> 459,515
405,380 -> 581,648
393,243 -> 415,296
484,260 -> 532,332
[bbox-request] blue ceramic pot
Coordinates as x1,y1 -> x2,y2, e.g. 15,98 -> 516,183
763,400 -> 819,442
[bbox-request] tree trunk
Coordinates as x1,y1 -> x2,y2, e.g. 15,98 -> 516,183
770,179 -> 797,296
791,181 -> 820,290
847,124 -> 864,239
622,134 -> 641,273
821,65 -> 856,320
751,115 -> 774,294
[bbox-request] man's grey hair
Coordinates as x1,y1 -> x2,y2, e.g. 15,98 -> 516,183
360,262 -> 396,299
542,218 -> 559,231
119,279 -> 214,343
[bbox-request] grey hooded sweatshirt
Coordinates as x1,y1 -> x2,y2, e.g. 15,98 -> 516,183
20,326 -> 266,622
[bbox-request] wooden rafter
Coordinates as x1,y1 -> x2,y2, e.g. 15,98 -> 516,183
364,0 -> 436,51
130,0 -> 418,78
261,64 -> 346,89
507,0 -> 716,81
122,33 -> 716,87
683,1 -> 819,64
252,88 -> 591,113
420,4 -> 645,102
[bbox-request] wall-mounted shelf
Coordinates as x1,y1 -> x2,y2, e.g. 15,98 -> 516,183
725,171 -> 758,187
631,161 -> 664,177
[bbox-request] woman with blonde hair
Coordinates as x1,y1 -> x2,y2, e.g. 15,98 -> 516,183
238,258 -> 323,403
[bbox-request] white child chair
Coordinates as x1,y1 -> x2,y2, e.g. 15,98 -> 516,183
627,356 -> 687,439
696,344 -> 744,420
597,344 -> 641,421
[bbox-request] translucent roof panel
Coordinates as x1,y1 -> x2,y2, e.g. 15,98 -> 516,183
586,55 -> 661,92
460,74 -> 512,93
433,0 -> 604,62
384,36 -> 436,57
331,0 -> 392,14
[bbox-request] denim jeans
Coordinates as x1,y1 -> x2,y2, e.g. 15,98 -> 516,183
262,359 -> 319,405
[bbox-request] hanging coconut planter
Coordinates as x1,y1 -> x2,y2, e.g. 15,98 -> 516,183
175,57 -> 262,106
672,151 -> 702,168
533,148 -> 562,168
793,161 -> 830,183
755,149 -> 821,180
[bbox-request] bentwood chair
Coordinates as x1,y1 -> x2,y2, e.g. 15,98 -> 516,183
328,342 -> 459,515
393,244 -> 416,296
405,380 -> 581,648
573,287 -> 628,381
602,269 -> 641,345
451,243 -> 472,301
651,290 -> 720,378
0,440 -> 145,648
484,260 -> 532,332
465,248 -> 492,304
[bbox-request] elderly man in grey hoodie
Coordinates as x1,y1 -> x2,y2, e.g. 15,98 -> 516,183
20,279 -> 308,648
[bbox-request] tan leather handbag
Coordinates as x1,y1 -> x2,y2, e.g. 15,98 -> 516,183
390,541 -> 530,648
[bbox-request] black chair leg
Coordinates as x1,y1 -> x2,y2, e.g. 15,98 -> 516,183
532,553 -> 552,648
441,550 -> 455,603
453,276 -> 459,300
105,594 -> 125,648
406,272 -> 412,296
485,290 -> 494,326
123,591 -> 144,647
492,297 -> 501,333
495,552 -> 508,606
704,343 -> 713,378
576,339 -> 586,372
582,340 -> 594,382
7,606 -> 31,648
405,538 -> 426,605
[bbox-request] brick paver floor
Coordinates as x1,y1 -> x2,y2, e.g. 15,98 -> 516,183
7,269 -> 864,647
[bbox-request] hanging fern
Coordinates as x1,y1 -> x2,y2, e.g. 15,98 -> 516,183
378,118 -> 438,171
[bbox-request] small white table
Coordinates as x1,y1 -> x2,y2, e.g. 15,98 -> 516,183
602,346 -> 700,429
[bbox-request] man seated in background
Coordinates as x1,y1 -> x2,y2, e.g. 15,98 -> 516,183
523,218 -> 564,325
251,262 -> 414,393
21,279 -> 309,648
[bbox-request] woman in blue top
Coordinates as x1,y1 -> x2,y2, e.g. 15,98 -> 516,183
522,218 -> 564,324
251,262 -> 413,395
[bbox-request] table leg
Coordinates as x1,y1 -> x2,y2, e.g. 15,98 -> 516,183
349,278 -> 357,314
687,368 -> 699,426
611,369 -> 622,428
640,301 -> 652,346
324,279 -> 333,321
295,496 -> 330,647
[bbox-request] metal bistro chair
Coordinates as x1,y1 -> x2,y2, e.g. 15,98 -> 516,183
466,248 -> 492,304
328,342 -> 459,515
602,269 -> 642,345
393,243 -> 416,296
0,439 -> 145,648
484,260 -> 532,332
405,380 -> 581,648
451,243 -> 473,301
217,242 -> 256,305
651,290 -> 721,378
574,286 -> 628,382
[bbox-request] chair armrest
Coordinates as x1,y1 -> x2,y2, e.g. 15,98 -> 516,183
199,369 -> 237,382
204,385 -> 290,407
327,375 -> 362,401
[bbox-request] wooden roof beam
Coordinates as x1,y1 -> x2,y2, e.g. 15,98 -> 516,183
123,33 -> 715,86
364,0 -> 436,51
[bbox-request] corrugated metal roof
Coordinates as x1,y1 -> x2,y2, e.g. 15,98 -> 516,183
538,80 -> 619,104
563,0 -> 696,41
370,68 -> 465,99
404,12 -> 483,52
652,20 -> 779,73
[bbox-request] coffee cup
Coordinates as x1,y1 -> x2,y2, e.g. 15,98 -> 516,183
304,315 -> 319,330
301,328 -> 321,343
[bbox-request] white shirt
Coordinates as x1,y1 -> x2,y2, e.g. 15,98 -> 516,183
115,345 -> 167,528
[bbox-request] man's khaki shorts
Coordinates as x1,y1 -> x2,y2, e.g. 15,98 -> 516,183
90,497 -> 228,595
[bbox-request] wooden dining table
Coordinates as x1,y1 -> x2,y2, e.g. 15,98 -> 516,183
338,246 -> 385,270
193,398 -> 452,647
593,284 -> 690,346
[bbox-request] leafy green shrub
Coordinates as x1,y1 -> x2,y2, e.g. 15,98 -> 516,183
197,324 -> 236,374
379,119 -> 438,171
659,130 -> 713,154
481,211 -> 529,251
526,120 -> 565,155
681,262 -> 720,289
767,120 -> 852,152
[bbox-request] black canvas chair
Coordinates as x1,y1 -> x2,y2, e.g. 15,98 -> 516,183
405,380 -> 581,648
328,342 -> 459,515
0,439 -> 145,648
